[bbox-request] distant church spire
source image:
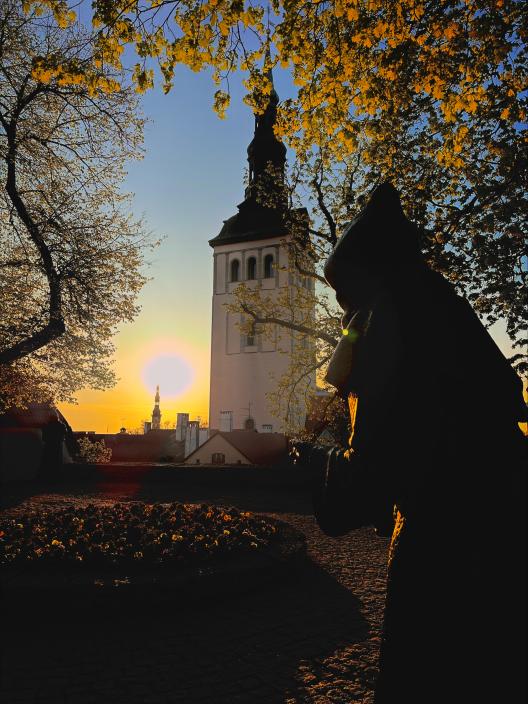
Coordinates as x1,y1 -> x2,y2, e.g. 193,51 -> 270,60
151,385 -> 161,430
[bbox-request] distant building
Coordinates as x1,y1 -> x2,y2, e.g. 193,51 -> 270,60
219,411 -> 233,432
151,385 -> 161,430
183,419 -> 209,458
73,387 -> 187,463
74,429 -> 184,463
184,420 -> 200,458
175,413 -> 189,442
184,429 -> 288,466
0,404 -> 73,481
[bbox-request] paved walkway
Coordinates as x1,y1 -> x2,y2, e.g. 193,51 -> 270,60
1,478 -> 389,703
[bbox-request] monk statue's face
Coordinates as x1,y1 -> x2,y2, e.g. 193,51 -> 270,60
335,266 -> 384,324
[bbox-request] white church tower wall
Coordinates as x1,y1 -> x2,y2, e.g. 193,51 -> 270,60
210,238 -> 296,433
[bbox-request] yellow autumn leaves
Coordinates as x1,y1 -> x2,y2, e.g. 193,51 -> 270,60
22,0 -> 75,28
24,0 -> 524,178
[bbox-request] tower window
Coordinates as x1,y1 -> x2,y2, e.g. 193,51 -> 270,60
264,254 -> 274,278
247,256 -> 257,280
230,259 -> 240,282
246,321 -> 256,347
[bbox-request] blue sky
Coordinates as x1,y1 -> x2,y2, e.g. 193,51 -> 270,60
125,57 -> 300,339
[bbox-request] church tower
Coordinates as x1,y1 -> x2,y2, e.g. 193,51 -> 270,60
151,385 -> 161,430
209,67 -> 312,434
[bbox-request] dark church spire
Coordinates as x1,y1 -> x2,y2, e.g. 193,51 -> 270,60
209,51 -> 289,248
245,51 -> 286,195
151,385 -> 161,430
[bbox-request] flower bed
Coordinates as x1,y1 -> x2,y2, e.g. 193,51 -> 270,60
0,502 -> 291,571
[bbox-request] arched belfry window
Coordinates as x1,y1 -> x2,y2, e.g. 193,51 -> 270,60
247,256 -> 257,280
264,254 -> 274,279
230,259 -> 240,282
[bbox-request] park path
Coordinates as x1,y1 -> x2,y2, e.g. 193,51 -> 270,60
1,478 -> 389,704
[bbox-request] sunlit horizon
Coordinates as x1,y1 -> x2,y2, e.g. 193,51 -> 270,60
58,335 -> 210,433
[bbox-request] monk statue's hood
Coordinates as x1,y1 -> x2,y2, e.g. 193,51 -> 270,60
324,182 -> 423,299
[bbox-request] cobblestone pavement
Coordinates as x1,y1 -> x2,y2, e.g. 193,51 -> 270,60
1,479 -> 390,704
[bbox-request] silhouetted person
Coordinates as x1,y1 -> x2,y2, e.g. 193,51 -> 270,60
314,183 -> 526,702
39,416 -> 66,481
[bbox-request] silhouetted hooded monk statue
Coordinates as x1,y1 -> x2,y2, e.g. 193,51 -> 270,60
315,182 -> 526,703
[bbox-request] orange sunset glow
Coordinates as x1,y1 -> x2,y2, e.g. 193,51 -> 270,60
58,335 -> 210,433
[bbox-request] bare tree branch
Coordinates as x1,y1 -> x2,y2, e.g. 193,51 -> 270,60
311,175 -> 337,246
240,303 -> 338,346
1,115 -> 65,364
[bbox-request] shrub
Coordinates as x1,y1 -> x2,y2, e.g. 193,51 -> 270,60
76,437 -> 112,464
0,502 -> 282,569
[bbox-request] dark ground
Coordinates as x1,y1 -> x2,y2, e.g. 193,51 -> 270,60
0,470 -> 389,704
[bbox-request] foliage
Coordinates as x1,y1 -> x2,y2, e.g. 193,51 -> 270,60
31,1 -> 527,380
76,436 -> 112,464
0,502 -> 282,568
0,2 -> 154,410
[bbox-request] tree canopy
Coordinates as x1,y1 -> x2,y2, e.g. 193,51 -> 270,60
0,2 -> 153,409
31,0 -> 527,376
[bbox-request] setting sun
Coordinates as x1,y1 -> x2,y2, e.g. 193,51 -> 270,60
141,353 -> 195,398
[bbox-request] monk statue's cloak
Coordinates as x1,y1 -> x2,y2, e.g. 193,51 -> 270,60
317,183 -> 526,703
